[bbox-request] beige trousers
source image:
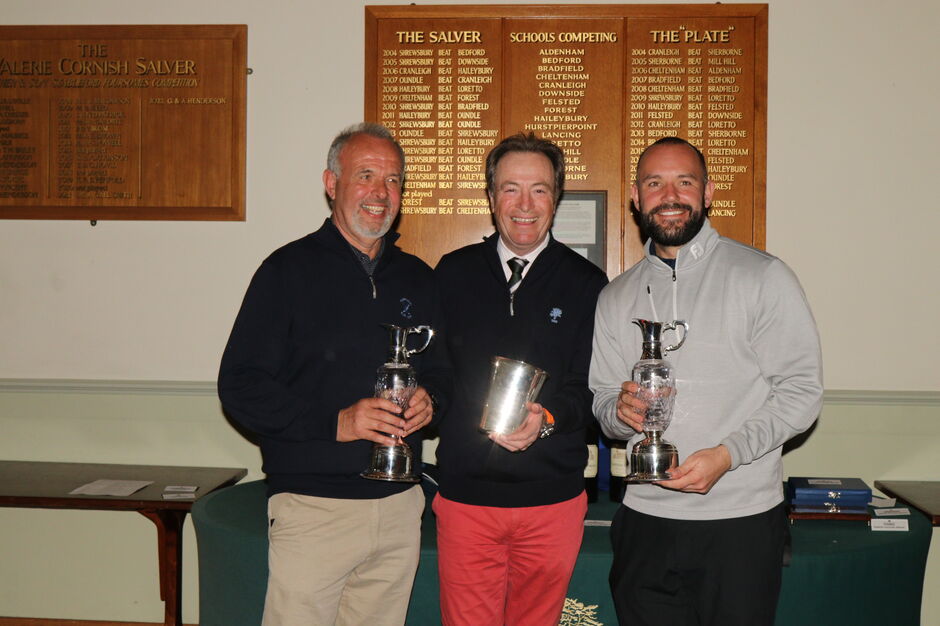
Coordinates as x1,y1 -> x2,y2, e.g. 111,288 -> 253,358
262,486 -> 425,626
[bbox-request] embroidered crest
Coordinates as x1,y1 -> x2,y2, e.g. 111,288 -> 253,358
550,307 -> 563,324
399,297 -> 414,319
560,597 -> 604,625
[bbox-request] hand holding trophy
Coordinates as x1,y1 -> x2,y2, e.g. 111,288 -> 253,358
361,324 -> 434,483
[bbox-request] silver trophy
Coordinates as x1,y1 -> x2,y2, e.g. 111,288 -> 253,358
361,323 -> 434,483
625,318 -> 688,483
479,356 -> 547,435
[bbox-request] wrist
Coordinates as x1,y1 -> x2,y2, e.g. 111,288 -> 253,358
538,408 -> 556,439
427,390 -> 440,417
716,444 -> 732,470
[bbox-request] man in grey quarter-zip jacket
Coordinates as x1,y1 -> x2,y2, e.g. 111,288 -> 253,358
590,136 -> 823,626
219,123 -> 448,625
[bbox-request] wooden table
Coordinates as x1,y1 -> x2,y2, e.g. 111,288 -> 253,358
0,460 -> 247,626
875,480 -> 940,525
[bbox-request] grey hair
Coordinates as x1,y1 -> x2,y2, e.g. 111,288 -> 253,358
326,122 -> 405,177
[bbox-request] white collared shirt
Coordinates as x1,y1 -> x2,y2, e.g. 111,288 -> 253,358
496,235 -> 549,284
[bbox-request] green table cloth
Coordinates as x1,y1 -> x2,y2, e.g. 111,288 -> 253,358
193,481 -> 931,626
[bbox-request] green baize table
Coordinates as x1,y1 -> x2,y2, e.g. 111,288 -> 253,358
192,481 -> 931,625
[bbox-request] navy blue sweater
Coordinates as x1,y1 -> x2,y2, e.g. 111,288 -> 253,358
219,219 -> 447,498
434,234 -> 608,507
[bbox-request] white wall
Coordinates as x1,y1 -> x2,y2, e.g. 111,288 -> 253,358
1,0 -> 938,624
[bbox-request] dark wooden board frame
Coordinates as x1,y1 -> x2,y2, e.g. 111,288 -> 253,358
0,24 -> 247,221
365,4 -> 766,273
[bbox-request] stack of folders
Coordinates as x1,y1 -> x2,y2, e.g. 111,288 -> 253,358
788,477 -> 872,521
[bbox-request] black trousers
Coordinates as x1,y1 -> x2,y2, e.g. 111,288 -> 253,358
609,503 -> 788,626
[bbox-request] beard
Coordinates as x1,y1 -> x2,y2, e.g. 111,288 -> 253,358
639,201 -> 706,248
351,207 -> 396,240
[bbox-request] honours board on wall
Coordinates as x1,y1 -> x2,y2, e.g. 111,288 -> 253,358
0,25 -> 247,221
365,5 -> 766,273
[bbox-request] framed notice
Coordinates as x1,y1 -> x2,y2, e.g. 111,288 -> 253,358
554,190 -> 606,271
365,5 -> 767,273
0,25 -> 247,221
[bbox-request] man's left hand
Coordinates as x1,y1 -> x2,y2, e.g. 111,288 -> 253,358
402,386 -> 434,437
489,402 -> 543,452
658,445 -> 732,494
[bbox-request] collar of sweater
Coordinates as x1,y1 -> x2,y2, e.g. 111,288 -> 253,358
311,217 -> 402,268
643,217 -> 720,273
482,232 -> 564,285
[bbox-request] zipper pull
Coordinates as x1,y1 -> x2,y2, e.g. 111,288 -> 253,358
369,276 -> 377,300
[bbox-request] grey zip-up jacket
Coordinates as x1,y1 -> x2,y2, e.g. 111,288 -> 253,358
590,219 -> 823,520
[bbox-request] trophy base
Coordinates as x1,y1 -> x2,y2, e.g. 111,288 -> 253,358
360,470 -> 421,483
361,443 -> 422,483
625,472 -> 673,483
626,433 -> 678,484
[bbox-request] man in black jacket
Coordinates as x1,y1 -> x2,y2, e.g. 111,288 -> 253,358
219,123 -> 445,625
432,133 -> 608,625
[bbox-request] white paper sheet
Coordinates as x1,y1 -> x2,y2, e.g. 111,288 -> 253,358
69,479 -> 153,496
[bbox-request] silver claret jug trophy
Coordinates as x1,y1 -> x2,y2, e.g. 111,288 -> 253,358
361,323 -> 434,483
626,318 -> 688,482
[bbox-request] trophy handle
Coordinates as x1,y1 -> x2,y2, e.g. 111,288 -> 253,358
662,320 -> 689,352
405,325 -> 435,358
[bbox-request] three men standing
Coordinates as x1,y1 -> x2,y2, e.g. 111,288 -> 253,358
220,125 -> 821,626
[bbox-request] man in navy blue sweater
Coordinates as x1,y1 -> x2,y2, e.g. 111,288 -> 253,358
432,133 -> 608,625
219,123 -> 446,625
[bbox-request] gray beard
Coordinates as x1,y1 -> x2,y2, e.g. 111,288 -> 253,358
352,212 -> 394,240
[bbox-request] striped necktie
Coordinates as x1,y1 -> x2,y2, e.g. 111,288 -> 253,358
507,257 -> 528,292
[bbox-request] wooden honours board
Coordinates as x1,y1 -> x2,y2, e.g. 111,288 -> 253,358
0,25 -> 247,221
365,5 -> 766,273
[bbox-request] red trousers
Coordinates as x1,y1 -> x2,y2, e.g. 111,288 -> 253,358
433,492 -> 587,626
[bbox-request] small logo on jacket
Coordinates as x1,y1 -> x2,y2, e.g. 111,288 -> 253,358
400,297 -> 414,319
550,307 -> 563,324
